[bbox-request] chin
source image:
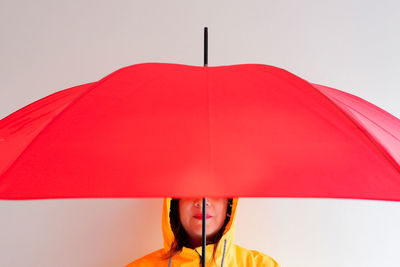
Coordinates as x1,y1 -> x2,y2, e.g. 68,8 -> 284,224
194,230 -> 217,237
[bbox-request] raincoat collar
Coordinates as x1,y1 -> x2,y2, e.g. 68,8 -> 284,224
161,197 -> 238,264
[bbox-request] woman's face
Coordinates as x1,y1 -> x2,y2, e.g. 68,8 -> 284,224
179,198 -> 228,244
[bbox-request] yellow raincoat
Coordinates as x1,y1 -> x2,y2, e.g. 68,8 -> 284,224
126,198 -> 280,266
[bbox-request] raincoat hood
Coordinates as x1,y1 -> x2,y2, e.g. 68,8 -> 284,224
162,197 -> 238,265
126,197 -> 280,266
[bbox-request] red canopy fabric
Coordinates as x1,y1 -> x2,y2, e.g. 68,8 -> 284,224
0,63 -> 399,200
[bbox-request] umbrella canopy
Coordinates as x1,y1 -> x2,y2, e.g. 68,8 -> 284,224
0,63 -> 399,200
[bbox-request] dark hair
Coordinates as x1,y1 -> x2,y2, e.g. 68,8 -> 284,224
162,198 -> 233,263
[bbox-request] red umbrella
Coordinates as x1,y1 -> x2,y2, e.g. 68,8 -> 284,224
1,26 -> 400,266
1,62 -> 399,200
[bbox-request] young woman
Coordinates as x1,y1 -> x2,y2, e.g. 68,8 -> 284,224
126,198 -> 280,266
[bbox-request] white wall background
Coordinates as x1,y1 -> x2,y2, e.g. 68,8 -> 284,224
1,1 -> 400,266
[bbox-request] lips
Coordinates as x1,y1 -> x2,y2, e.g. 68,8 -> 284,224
193,214 -> 212,220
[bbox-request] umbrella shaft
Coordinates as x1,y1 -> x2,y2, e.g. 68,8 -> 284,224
202,198 -> 206,266
204,27 -> 208,66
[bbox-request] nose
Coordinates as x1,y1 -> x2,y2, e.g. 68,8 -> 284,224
194,198 -> 210,208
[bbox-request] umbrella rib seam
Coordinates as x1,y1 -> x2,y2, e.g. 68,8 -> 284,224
326,94 -> 400,142
321,93 -> 400,168
205,66 -> 214,196
309,83 -> 400,176
0,66 -> 136,187
250,65 -> 400,177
